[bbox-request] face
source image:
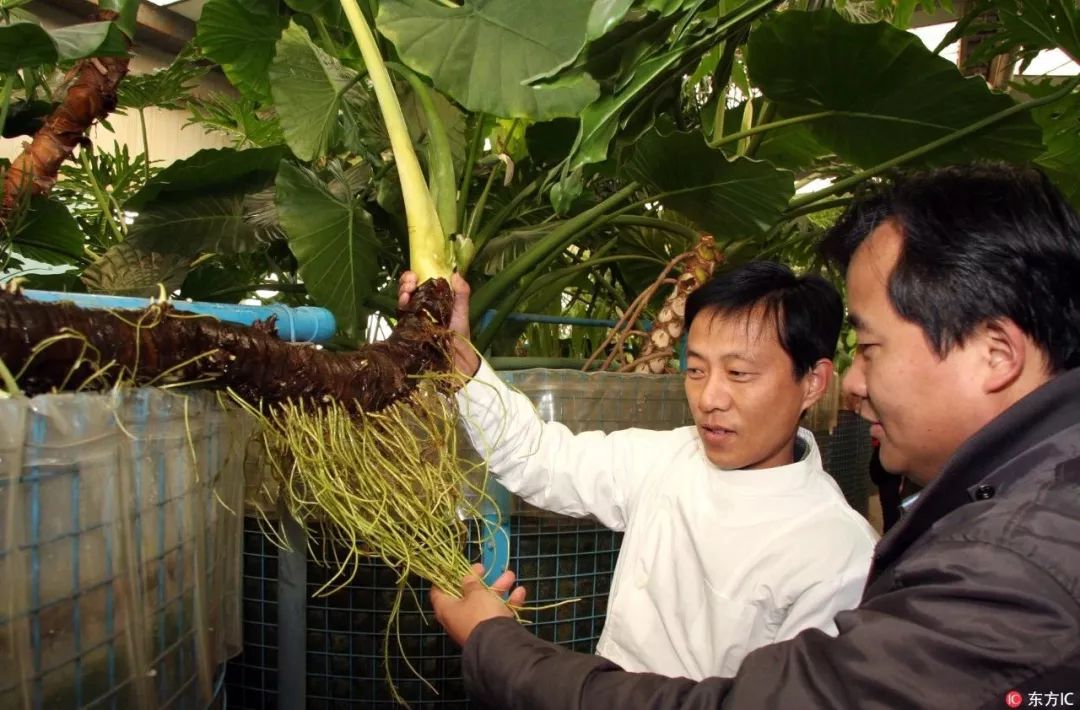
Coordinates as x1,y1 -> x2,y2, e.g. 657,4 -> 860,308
684,306 -> 826,469
842,221 -> 988,485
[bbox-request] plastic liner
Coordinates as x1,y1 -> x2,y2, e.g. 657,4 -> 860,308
0,389 -> 253,710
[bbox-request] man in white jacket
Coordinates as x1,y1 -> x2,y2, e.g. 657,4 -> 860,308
400,261 -> 877,680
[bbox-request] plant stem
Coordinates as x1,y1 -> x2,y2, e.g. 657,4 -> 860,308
340,0 -> 450,281
79,150 -> 125,245
598,265 -> 631,314
789,75 -> 1080,210
709,109 -> 959,151
708,34 -> 741,145
313,16 -> 340,55
389,63 -> 457,236
708,110 -> 823,148
469,182 -> 639,322
470,173 -> 542,259
609,215 -> 702,243
0,355 -> 19,397
521,254 -> 662,301
137,107 -> 151,182
464,163 -> 499,239
476,240 -> 616,351
0,72 -> 16,141
457,114 -> 486,234
745,99 -> 775,157
783,197 -> 850,220
695,0 -> 786,53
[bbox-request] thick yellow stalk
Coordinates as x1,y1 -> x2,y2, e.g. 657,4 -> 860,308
339,0 -> 452,282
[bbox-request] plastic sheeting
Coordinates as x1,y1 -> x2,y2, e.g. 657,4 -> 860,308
0,389 -> 253,710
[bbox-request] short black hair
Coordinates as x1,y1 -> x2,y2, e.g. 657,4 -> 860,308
685,261 -> 843,378
819,163 -> 1080,372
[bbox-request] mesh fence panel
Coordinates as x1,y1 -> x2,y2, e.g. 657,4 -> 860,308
0,389 -> 250,710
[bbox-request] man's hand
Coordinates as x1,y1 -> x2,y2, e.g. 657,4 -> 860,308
398,271 -> 480,376
431,563 -> 528,647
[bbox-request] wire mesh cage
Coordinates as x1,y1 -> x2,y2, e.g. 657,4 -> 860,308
0,389 -> 252,710
226,514 -> 621,709
224,368 -> 872,708
817,410 -> 873,516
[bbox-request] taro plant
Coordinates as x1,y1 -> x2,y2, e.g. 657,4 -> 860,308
2,0 -> 1078,701
4,0 -> 1079,357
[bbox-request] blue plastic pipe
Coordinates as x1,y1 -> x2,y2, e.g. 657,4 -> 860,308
21,290 -> 337,343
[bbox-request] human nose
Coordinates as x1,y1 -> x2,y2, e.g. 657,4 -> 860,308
697,375 -> 733,412
842,353 -> 868,405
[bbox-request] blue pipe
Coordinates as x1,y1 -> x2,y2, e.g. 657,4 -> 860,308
21,290 -> 337,343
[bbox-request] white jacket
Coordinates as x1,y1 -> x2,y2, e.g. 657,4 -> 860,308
457,361 -> 879,680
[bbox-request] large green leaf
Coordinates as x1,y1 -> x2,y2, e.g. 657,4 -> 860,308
128,192 -> 261,256
581,10 -> 678,86
747,10 -> 1043,168
82,242 -> 191,296
179,256 -> 263,302
999,0 -> 1079,64
0,21 -> 127,71
588,0 -> 635,39
99,0 -> 140,39
276,162 -> 378,339
269,22 -> 377,162
184,93 -> 286,149
285,0 -> 348,30
623,128 -> 794,238
960,0 -> 1079,69
1018,78 -> 1080,209
643,0 -> 699,16
48,22 -> 128,61
0,23 -> 55,70
19,269 -> 84,293
10,198 -> 85,265
117,54 -> 208,111
197,0 -> 286,101
127,146 -> 286,210
377,0 -> 600,120
571,47 -> 684,169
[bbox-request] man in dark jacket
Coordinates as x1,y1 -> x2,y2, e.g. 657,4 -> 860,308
429,163 -> 1080,709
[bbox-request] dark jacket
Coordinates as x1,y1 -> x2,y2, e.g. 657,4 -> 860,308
462,367 -> 1080,709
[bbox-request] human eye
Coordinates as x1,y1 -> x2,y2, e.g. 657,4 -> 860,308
685,366 -> 705,378
728,370 -> 753,381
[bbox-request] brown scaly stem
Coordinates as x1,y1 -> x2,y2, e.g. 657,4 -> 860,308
0,278 -> 455,412
1,11 -> 131,225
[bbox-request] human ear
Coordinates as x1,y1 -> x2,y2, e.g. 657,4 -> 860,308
980,319 -> 1027,393
800,359 -> 834,411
